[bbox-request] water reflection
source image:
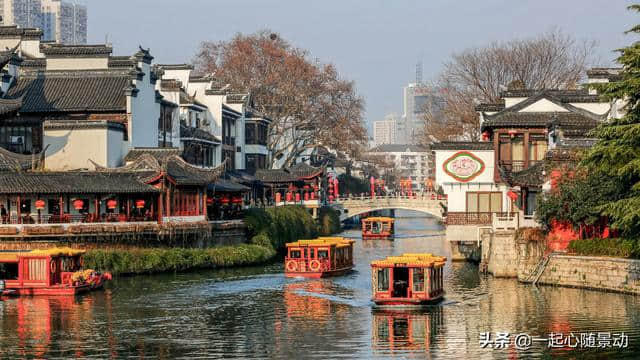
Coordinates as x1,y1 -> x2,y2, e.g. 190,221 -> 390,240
0,213 -> 639,358
372,308 -> 444,355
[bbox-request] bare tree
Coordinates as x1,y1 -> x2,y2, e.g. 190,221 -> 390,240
193,31 -> 367,168
421,29 -> 596,142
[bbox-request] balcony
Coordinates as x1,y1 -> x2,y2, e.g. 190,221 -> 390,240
498,160 -> 540,172
446,212 -> 517,226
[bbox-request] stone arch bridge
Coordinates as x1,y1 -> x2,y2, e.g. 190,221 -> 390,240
336,195 -> 447,221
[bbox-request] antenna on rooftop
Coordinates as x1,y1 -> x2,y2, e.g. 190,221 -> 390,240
416,61 -> 423,85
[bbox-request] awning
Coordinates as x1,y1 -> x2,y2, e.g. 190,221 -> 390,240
208,179 -> 250,193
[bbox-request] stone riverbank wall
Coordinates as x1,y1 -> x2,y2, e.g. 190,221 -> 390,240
482,229 -> 640,295
0,221 -> 248,251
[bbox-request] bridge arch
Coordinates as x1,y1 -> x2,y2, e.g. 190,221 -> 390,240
337,196 -> 446,221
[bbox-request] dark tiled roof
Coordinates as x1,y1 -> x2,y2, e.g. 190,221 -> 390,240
226,93 -> 248,104
475,102 -> 505,112
0,43 -> 20,68
124,148 -> 182,163
179,90 -> 207,108
20,58 -> 45,69
180,125 -> 221,143
210,179 -> 250,192
6,71 -> 130,113
41,44 -> 112,56
158,64 -> 193,70
545,147 -> 583,162
0,97 -> 23,116
499,162 -> 545,187
289,162 -> 323,179
586,68 -> 622,81
430,142 -> 493,151
368,144 -> 429,153
0,146 -> 44,172
483,112 -> 600,129
499,89 -> 601,103
0,26 -> 42,39
0,171 -> 159,195
222,104 -> 242,117
133,46 -> 153,64
254,169 -> 299,183
108,56 -> 136,68
160,79 -> 182,91
103,152 -> 224,186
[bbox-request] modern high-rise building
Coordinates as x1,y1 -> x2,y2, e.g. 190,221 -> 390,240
41,0 -> 86,44
0,0 -> 86,44
398,83 -> 445,145
373,114 -> 397,147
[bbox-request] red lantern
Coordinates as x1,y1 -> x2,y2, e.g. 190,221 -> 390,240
295,193 -> 301,202
35,199 -> 45,209
206,198 -> 214,205
135,199 -> 145,209
221,195 -> 230,205
232,196 -> 243,204
275,192 -> 281,203
507,191 -> 518,202
72,199 -> 84,210
285,192 -> 292,202
107,199 -> 118,209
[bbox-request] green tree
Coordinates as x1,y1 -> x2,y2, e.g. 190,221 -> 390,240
582,5 -> 640,235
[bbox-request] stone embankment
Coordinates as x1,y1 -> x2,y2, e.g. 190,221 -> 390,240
482,229 -> 640,295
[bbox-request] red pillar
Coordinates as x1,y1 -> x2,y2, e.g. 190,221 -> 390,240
157,193 -> 163,224
16,195 -> 21,224
370,177 -> 375,199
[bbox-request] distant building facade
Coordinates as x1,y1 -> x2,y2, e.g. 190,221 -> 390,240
367,144 -> 434,190
372,114 -> 397,147
0,0 -> 86,44
397,83 -> 444,145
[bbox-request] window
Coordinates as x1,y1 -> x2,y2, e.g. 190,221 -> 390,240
466,192 -> 502,213
309,249 -> 315,259
245,154 -> 266,171
290,250 -> 301,259
318,250 -> 329,259
47,199 -> 60,214
0,263 -> 18,280
377,268 -> 389,291
412,268 -> 424,292
529,135 -> 547,162
526,191 -> 538,216
20,199 -> 31,214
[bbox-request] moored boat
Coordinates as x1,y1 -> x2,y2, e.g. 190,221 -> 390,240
285,237 -> 355,278
362,217 -> 395,240
0,248 -> 112,296
371,253 -> 446,308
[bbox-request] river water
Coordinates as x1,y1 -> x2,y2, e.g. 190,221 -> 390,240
1,213 -> 640,359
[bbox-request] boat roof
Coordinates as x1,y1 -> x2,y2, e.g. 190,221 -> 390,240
286,237 -> 355,248
0,247 -> 85,262
363,217 -> 394,222
371,253 -> 446,268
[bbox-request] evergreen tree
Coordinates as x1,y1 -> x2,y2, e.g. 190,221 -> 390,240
582,5 -> 640,235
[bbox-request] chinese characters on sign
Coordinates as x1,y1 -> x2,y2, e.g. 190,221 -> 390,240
479,332 -> 629,351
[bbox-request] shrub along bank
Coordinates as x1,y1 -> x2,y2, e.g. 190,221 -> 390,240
568,238 -> 640,259
87,205 -> 339,275
85,244 -> 276,275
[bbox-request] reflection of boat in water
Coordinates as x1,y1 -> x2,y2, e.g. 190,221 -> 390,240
372,308 -> 444,352
371,253 -> 445,308
362,217 -> 394,240
285,237 -> 354,278
0,248 -> 112,296
284,281 -> 333,320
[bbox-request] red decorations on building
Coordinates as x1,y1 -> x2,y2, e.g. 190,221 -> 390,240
333,178 -> 339,199
221,195 -> 230,205
72,199 -> 84,210
507,191 -> 518,202
135,200 -> 145,209
481,131 -> 490,141
442,151 -> 485,183
295,193 -> 301,202
275,192 -> 281,203
107,199 -> 118,209
35,199 -> 45,209
232,196 -> 243,204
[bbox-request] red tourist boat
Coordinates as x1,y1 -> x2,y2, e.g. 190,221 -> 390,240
0,248 -> 112,296
362,217 -> 395,240
371,253 -> 445,308
285,237 -> 355,278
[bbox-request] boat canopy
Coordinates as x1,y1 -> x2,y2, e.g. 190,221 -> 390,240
286,237 -> 354,248
0,247 -> 85,262
371,253 -> 446,268
363,217 -> 394,223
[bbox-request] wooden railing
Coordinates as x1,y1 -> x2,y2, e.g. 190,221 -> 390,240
499,160 -> 540,172
446,212 -> 517,226
1,213 -> 157,225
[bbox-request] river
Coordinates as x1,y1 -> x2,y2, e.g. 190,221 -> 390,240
1,212 -> 639,359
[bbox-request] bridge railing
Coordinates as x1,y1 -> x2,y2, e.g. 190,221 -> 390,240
337,192 -> 447,203
446,212 -> 517,226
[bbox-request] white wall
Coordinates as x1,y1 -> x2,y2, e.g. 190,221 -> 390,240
518,98 -> 568,112
128,62 -> 160,149
434,149 -> 511,213
46,57 -> 108,70
44,125 -> 113,170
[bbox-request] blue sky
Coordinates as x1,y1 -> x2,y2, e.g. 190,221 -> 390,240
86,1 -> 636,129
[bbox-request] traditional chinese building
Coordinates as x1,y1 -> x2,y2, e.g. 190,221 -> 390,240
432,73 -> 616,251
